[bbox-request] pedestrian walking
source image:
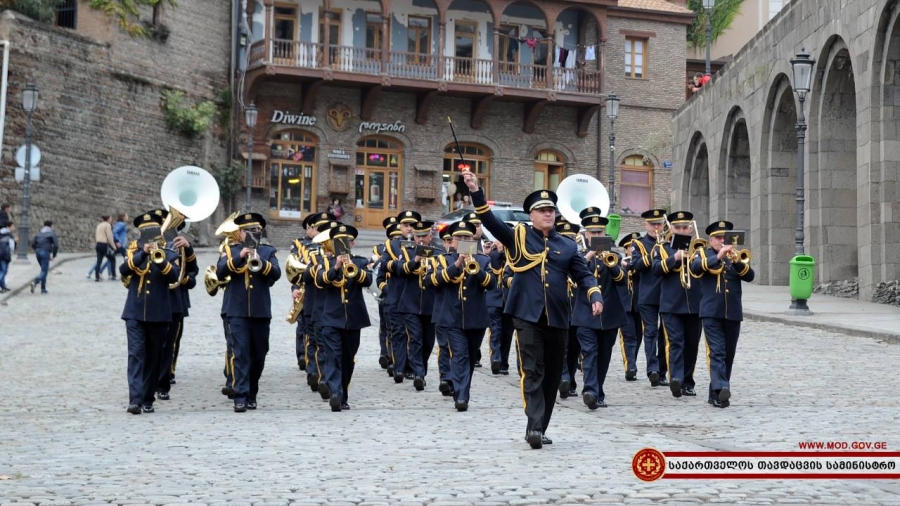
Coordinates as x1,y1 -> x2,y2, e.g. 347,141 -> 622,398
0,219 -> 16,293
30,220 -> 58,294
93,215 -> 117,282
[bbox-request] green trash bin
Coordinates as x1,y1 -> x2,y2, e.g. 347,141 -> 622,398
606,214 -> 622,242
789,255 -> 816,300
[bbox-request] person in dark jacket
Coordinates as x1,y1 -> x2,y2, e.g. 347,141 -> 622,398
30,220 -> 59,294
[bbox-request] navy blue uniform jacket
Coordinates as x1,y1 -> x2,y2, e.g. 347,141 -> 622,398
689,247 -> 755,321
217,244 -> 281,319
314,256 -> 372,330
652,243 -> 701,314
430,252 -> 493,329
571,253 -> 625,330
471,188 -> 601,329
120,246 -> 181,323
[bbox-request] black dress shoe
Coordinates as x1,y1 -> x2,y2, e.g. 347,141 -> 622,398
307,373 -> 319,387
404,371 -> 414,380
713,399 -> 730,408
329,394 -> 342,412
413,376 -> 425,391
247,399 -> 257,410
541,435 -> 553,445
379,356 -> 389,369
141,404 -> 154,413
682,387 -> 697,396
491,362 -> 501,375
439,381 -> 451,395
719,387 -> 731,403
341,402 -> 350,410
221,386 -> 234,397
156,391 -> 170,401
474,361 -> 482,368
526,430 -> 543,449
386,365 -> 394,377
319,383 -> 331,400
658,377 -> 669,387
669,379 -> 682,398
649,371 -> 660,386
567,389 -> 577,398
500,368 -> 510,375
625,369 -> 637,381
596,399 -> 608,408
298,361 -> 307,371
393,373 -> 404,383
583,392 -> 600,410
455,400 -> 468,411
558,380 -> 571,398
234,403 -> 247,413
126,404 -> 141,415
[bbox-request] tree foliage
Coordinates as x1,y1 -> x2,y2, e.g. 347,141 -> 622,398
3,0 -> 65,23
88,0 -> 176,37
686,0 -> 744,50
213,159 -> 245,203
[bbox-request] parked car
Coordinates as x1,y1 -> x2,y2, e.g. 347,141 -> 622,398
434,201 -> 531,241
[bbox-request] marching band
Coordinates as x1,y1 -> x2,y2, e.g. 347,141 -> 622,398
119,166 -> 754,450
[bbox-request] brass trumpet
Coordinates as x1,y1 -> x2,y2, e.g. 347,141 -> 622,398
726,233 -> 751,265
247,248 -> 263,273
343,256 -> 359,279
149,244 -> 167,264
464,255 -> 480,275
600,251 -> 619,269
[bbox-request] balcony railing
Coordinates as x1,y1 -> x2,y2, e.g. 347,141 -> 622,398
249,39 -> 602,95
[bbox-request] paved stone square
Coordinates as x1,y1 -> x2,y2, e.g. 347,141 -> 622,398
2,251 -> 900,504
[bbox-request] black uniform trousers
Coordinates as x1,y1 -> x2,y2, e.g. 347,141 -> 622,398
295,313 -> 306,368
394,312 -> 425,378
304,316 -> 320,381
639,304 -> 667,378
435,325 -> 451,382
320,326 -> 362,403
502,313 -> 516,372
378,302 -> 391,360
703,318 -> 740,401
157,313 -> 184,393
222,316 -> 234,390
487,307 -> 504,367
560,326 -> 581,391
576,327 -> 619,401
619,310 -> 643,373
125,320 -> 167,407
513,316 -> 566,435
660,313 -> 702,388
229,317 -> 270,404
421,317 -> 435,377
446,327 -> 486,403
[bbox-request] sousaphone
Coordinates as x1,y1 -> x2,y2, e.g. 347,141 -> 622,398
555,174 -> 610,225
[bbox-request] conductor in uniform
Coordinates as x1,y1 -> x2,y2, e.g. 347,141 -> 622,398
463,171 -> 602,449
217,212 -> 282,412
119,212 -> 181,414
690,221 -> 754,408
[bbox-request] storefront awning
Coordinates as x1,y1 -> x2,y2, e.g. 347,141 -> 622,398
240,152 -> 268,161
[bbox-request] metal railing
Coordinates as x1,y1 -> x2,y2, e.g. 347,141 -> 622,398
250,42 -> 602,95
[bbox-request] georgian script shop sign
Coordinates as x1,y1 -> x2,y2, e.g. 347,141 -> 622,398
270,110 -> 405,134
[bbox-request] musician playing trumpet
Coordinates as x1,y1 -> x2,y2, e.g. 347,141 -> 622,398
429,221 -> 494,411
217,212 -> 281,413
571,213 -> 626,409
689,220 -> 755,408
313,224 -> 371,412
651,212 -> 702,398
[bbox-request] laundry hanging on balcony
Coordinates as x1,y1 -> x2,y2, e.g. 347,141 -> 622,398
585,46 -> 596,61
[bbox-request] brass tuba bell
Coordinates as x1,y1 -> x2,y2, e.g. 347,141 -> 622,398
285,252 -> 308,285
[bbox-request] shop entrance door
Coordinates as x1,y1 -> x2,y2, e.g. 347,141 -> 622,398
355,168 -> 401,229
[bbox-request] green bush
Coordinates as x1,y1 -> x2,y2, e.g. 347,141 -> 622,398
161,89 -> 217,139
4,0 -> 66,23
213,159 -> 245,202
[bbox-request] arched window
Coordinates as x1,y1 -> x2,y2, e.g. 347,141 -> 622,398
534,150 -> 565,191
269,130 -> 317,219
620,155 -> 653,215
443,143 -> 491,207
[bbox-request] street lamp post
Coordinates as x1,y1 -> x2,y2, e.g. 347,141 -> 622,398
703,0 -> 715,77
606,93 -> 619,212
16,80 -> 38,261
788,48 -> 815,314
244,101 -> 258,211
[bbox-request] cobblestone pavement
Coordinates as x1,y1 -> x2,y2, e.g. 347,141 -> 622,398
3,252 -> 900,504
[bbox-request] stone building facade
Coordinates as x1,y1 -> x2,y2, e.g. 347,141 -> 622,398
670,0 -> 899,301
0,0 -> 230,251
240,0 -> 693,246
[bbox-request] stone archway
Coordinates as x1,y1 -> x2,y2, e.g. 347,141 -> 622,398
808,37 -> 859,283
685,132 -> 710,228
759,74 -> 798,285
870,2 -> 900,295
719,107 -> 752,233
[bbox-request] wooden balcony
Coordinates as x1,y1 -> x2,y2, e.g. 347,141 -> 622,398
249,40 -> 603,96
246,38 -> 606,137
